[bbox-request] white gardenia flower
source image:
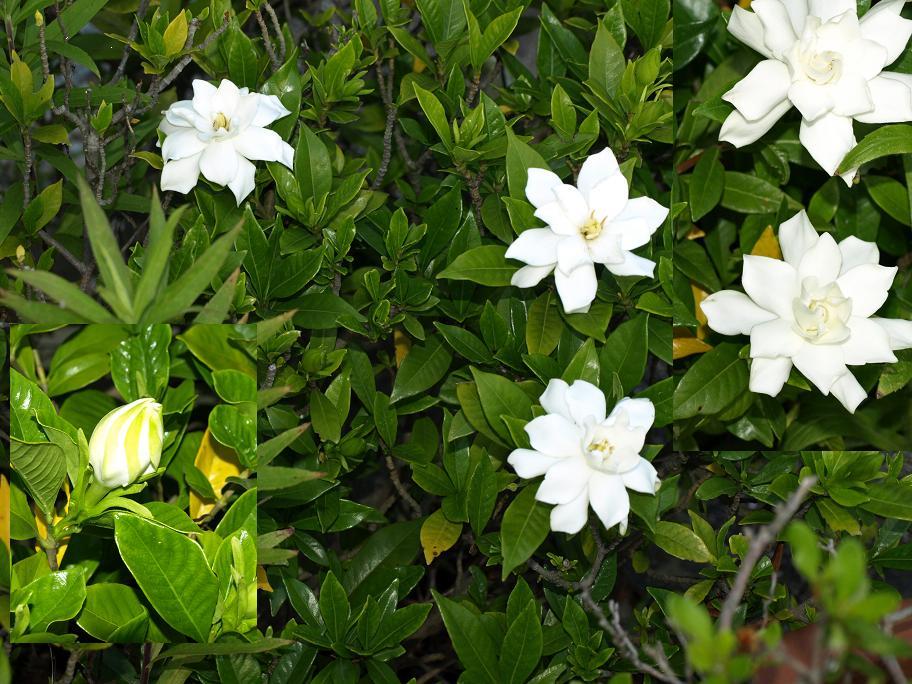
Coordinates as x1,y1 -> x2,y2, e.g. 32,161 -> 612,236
507,379 -> 659,535
505,148 -> 669,314
88,398 -> 164,488
158,79 -> 294,205
701,211 -> 912,413
720,0 -> 912,183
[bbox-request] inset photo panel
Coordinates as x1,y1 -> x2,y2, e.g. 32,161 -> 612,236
5,324 -> 256,645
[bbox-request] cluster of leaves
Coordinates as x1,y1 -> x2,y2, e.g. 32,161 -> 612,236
5,324 -> 258,647
672,0 -> 912,450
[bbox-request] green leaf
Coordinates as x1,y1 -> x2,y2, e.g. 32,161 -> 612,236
256,466 -> 324,492
295,124 -> 333,202
391,336 -> 452,403
861,482 -> 912,521
506,127 -> 548,199
438,245 -> 515,286
838,124 -> 912,172
721,172 -> 786,214
9,439 -> 67,517
434,323 -> 490,363
5,269 -> 117,324
471,367 -> 533,443
14,569 -> 86,633
689,147 -> 724,221
588,18 -> 625,97
467,6 -> 522,72
526,291 -> 562,355
674,343 -> 748,420
622,0 -> 669,49
179,324 -> 256,378
290,292 -> 367,331
501,485 -> 550,579
562,337 -> 600,385
110,324 -> 172,402
310,389 -> 343,443
653,522 -> 715,563
22,179 -> 62,234
77,583 -> 149,643
133,190 -> 184,318
114,515 -> 218,642
319,571 -> 350,643
209,404 -> 257,467
499,601 -> 543,684
77,174 -> 134,320
412,83 -> 452,149
432,590 -> 500,684
599,315 -> 648,394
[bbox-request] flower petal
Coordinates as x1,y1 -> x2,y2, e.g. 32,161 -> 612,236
873,318 -> 912,350
859,0 -> 912,64
842,317 -> 897,365
534,202 -> 580,236
199,140 -> 240,187
160,153 -> 202,194
838,236 -> 879,273
587,232 -> 625,264
719,99 -> 792,147
621,459 -> 660,494
728,6 -> 774,58
783,0 -> 809,34
829,372 -> 867,413
252,93 -> 292,127
792,343 -> 847,394
749,356 -> 793,396
607,398 -> 655,432
525,414 -> 584,458
565,380 -> 607,425
549,488 -> 590,534
555,264 -> 598,314
511,264 -> 555,288
233,127 -> 294,166
577,147 -> 621,199
752,0 -> 798,57
227,156 -> 256,205
742,255 -> 799,321
830,73 -> 875,119
536,456 -> 590,505
808,0 -> 856,22
797,232 -> 842,283
610,196 -> 668,249
213,79 -> 242,117
554,184 -> 591,227
604,251 -> 655,278
749,318 -> 804,358
540,379 -> 572,420
525,168 -> 563,208
588,175 -> 630,224
788,81 -> 834,122
161,129 -> 207,161
778,211 -> 819,266
506,229 -> 564,266
191,80 -> 217,118
855,73 -> 912,124
701,290 -> 778,335
507,448 -> 560,479
836,264 -> 897,318
588,473 -> 630,531
557,235 -> 593,274
798,112 -> 857,179
724,59 -> 791,121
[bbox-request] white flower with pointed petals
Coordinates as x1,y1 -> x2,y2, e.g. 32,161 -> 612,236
701,211 -> 912,413
505,148 -> 668,314
721,0 -> 912,184
507,379 -> 659,535
158,79 -> 294,205
88,398 -> 164,489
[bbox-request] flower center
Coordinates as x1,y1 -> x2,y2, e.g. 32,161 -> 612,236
580,212 -> 605,241
792,278 -> 852,344
583,423 -> 623,473
212,112 -> 230,132
803,50 -> 842,85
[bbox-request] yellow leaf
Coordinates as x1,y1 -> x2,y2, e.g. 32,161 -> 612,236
673,335 -> 713,360
691,282 -> 709,335
420,509 -> 462,564
686,226 -> 706,239
189,428 -> 244,520
257,566 -> 273,592
413,58 -> 427,73
751,225 -> 783,260
394,329 -> 411,367
162,11 -> 189,58
0,475 -> 9,548
33,481 -> 70,567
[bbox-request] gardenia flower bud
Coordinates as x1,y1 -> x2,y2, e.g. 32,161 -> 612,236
720,0 -> 912,183
158,78 -> 294,205
701,211 -> 912,413
505,148 -> 668,314
507,379 -> 659,535
88,398 -> 164,488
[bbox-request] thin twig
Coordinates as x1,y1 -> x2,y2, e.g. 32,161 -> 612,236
38,231 -> 89,274
263,3 -> 286,62
255,9 -> 280,71
717,477 -> 817,631
109,0 -> 149,84
372,58 -> 397,190
385,454 -> 422,517
139,643 -> 152,684
54,650 -> 80,684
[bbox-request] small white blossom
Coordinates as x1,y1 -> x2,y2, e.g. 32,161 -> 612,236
89,398 -> 164,488
507,379 -> 659,535
720,0 -> 912,183
158,79 -> 294,205
506,148 -> 668,314
701,211 -> 912,413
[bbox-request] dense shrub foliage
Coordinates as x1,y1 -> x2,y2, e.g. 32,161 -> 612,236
1,0 -> 911,683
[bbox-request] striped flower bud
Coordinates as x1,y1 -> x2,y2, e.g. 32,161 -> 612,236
88,398 -> 164,488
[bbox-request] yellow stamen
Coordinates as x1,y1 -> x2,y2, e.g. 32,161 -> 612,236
581,213 -> 605,240
212,112 -> 229,131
